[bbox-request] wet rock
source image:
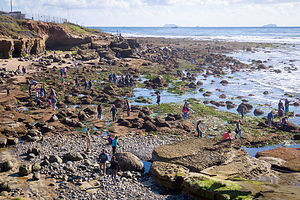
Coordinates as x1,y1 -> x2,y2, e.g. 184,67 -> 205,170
80,95 -> 92,104
196,81 -> 203,86
237,103 -> 253,113
154,118 -> 171,128
219,94 -> 226,99
103,86 -> 116,95
19,164 -> 32,176
115,152 -> 144,172
254,109 -> 264,116
203,92 -> 211,97
220,80 -> 229,85
118,119 -> 132,128
263,91 -> 269,95
257,64 -> 268,70
188,82 -> 197,89
113,98 -> 126,108
63,152 -> 84,161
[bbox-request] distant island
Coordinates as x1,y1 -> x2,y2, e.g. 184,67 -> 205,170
262,24 -> 277,27
163,24 -> 179,28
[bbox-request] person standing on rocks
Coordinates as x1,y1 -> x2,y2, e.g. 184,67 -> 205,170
86,128 -> 91,153
110,156 -> 120,184
267,111 -> 274,127
88,80 -> 92,90
234,120 -> 242,139
284,99 -> 289,116
51,96 -> 57,110
156,92 -> 161,107
84,80 -> 88,90
112,136 -> 118,155
75,77 -> 80,89
99,149 -> 108,175
111,105 -> 117,121
63,67 -> 67,77
196,120 -> 203,137
6,88 -> 10,96
281,117 -> 288,130
183,102 -> 190,120
278,107 -> 284,122
97,104 -> 102,120
278,100 -> 284,111
61,77 -> 65,88
240,108 -> 245,120
126,100 -> 131,117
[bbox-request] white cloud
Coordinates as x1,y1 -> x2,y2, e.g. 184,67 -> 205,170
0,0 -> 300,26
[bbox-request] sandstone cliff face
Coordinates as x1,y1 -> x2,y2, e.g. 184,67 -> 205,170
0,20 -> 94,58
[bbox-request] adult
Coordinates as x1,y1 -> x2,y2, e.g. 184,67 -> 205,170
51,96 -> 57,110
97,104 -> 102,120
75,77 -> 80,88
60,68 -> 64,77
156,92 -> 161,106
278,107 -> 284,121
222,130 -> 232,143
278,100 -> 284,110
126,100 -> 131,117
99,149 -> 108,175
84,80 -> 88,90
240,108 -> 245,120
63,67 -> 67,77
61,77 -> 65,88
234,120 -> 242,139
112,136 -> 118,155
281,117 -> 288,130
86,128 -> 91,152
88,80 -> 92,90
110,156 -> 120,184
267,111 -> 274,127
111,105 -> 117,121
284,99 -> 289,116
6,88 -> 10,96
183,102 -> 190,120
196,120 -> 203,137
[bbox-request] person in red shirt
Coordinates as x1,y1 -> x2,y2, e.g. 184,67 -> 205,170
222,130 -> 232,143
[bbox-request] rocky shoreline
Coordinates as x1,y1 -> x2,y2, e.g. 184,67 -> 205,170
0,18 -> 299,199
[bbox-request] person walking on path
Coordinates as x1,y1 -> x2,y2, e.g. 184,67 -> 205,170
196,120 -> 203,137
110,156 -> 120,184
126,100 -> 131,117
99,149 -> 108,175
111,105 -> 117,121
86,128 -> 91,153
183,102 -> 190,120
267,111 -> 274,128
112,136 -> 118,155
97,104 -> 102,120
234,120 -> 242,139
156,92 -> 161,107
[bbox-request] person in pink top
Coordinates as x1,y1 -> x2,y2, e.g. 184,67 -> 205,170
222,130 -> 232,143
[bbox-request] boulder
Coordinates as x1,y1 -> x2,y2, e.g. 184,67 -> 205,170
78,111 -> 89,121
32,172 -> 41,181
142,120 -> 157,132
27,147 -> 41,156
63,152 -> 84,161
150,161 -> 189,190
0,137 -> 7,148
154,118 -> 171,128
1,161 -> 14,172
83,107 -> 96,115
6,138 -> 18,146
255,147 -> 300,172
49,155 -> 63,164
0,182 -> 11,192
115,152 -> 144,172
254,109 -> 264,116
220,80 -> 229,85
103,86 -> 116,95
19,164 -> 32,176
32,162 -> 41,172
237,103 -> 253,113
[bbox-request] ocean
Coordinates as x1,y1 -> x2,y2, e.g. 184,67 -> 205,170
95,27 -> 300,126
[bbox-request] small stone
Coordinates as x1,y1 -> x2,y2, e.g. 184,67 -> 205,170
32,163 -> 41,172
49,155 -> 63,164
1,161 -> 14,172
33,172 -> 41,181
19,164 -> 32,176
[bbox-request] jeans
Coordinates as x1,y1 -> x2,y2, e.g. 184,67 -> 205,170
98,112 -> 101,119
184,113 -> 188,120
197,129 -> 203,137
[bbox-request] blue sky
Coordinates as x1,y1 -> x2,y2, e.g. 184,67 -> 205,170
1,0 -> 300,26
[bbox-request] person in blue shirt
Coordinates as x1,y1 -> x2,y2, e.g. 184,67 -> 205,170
267,111 -> 274,127
112,136 -> 118,155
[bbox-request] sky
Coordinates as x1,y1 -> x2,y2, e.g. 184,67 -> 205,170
1,0 -> 300,27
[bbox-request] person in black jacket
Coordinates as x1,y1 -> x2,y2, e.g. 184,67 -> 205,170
110,156 -> 120,184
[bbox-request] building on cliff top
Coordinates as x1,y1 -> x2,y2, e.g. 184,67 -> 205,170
0,11 -> 25,19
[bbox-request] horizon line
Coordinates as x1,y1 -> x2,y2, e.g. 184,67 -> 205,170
87,25 -> 300,28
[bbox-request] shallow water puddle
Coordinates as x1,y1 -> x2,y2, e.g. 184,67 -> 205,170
142,160 -> 152,174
